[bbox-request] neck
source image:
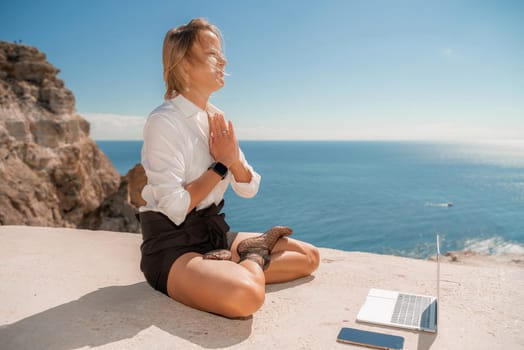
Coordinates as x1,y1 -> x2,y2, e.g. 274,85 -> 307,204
181,89 -> 210,111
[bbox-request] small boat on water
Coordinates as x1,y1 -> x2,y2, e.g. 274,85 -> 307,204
424,202 -> 454,207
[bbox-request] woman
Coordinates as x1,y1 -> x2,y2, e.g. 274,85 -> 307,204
139,18 -> 320,318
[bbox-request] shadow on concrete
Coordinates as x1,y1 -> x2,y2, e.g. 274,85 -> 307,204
265,275 -> 315,293
417,331 -> 438,350
354,321 -> 438,350
1,282 -> 252,349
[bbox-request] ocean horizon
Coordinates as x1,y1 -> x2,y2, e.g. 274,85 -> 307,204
96,140 -> 524,259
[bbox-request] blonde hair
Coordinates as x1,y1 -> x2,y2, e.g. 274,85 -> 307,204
162,18 -> 222,99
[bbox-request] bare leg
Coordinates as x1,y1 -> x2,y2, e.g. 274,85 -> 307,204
166,252 -> 266,318
165,234 -> 319,317
230,233 -> 320,284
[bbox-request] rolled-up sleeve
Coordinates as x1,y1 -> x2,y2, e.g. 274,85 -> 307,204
141,114 -> 190,225
230,148 -> 261,198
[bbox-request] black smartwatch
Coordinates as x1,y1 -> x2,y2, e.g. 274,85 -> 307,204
208,161 -> 228,179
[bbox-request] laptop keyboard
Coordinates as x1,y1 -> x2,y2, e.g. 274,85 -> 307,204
391,293 -> 433,328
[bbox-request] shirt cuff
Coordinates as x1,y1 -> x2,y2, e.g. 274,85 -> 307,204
230,170 -> 261,198
160,189 -> 191,226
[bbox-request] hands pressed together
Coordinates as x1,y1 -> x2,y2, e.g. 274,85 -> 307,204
208,113 -> 240,168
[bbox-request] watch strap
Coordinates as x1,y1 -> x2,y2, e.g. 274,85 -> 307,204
208,162 -> 228,179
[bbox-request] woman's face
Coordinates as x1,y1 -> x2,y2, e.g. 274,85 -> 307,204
185,30 -> 227,94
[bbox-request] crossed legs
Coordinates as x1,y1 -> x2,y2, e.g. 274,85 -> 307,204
166,233 -> 320,318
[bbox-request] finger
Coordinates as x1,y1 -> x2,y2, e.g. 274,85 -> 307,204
208,114 -> 215,138
210,113 -> 223,138
210,113 -> 219,137
216,113 -> 228,132
217,115 -> 231,138
228,120 -> 236,140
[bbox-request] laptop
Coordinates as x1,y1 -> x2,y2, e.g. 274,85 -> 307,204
356,235 -> 441,333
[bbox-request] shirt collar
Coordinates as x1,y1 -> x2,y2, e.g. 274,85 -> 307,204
171,94 -> 223,118
171,94 -> 201,118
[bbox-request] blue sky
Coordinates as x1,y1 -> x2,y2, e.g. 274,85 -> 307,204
1,0 -> 523,140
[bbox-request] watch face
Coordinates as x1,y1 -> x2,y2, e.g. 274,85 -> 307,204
211,162 -> 228,178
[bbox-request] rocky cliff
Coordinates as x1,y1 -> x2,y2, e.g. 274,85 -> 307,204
79,163 -> 145,233
0,41 -> 125,228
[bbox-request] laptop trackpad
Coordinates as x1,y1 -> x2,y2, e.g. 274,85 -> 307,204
357,288 -> 397,323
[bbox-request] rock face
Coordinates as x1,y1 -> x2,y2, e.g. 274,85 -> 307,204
80,163 -> 145,233
127,163 -> 147,208
0,41 -> 121,227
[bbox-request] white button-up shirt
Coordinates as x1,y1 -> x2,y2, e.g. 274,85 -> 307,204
140,95 -> 261,225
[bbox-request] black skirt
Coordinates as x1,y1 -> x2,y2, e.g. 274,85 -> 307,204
139,200 -> 230,295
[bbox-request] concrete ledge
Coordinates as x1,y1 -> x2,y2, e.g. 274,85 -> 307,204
1,226 -> 522,349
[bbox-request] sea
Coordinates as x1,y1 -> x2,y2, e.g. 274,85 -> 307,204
96,140 -> 524,259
